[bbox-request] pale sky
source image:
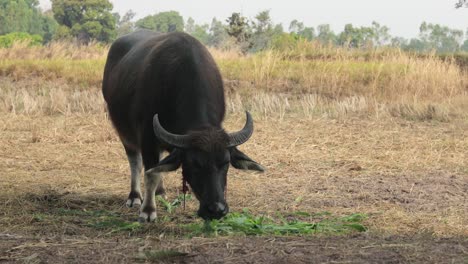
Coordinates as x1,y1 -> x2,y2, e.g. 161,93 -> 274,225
39,0 -> 467,39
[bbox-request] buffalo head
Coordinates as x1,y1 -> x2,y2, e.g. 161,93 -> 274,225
146,111 -> 264,220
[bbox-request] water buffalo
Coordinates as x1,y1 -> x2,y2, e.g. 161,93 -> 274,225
102,30 -> 263,222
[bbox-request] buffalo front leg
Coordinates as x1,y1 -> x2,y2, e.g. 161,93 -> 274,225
139,170 -> 162,222
124,146 -> 143,208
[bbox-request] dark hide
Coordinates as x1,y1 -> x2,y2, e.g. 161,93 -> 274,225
102,30 -> 263,220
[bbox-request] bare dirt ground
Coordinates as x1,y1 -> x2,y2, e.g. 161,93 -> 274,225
1,113 -> 467,263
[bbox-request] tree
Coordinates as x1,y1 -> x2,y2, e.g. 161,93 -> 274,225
463,29 -> 468,52
135,11 -> 184,32
402,38 -> 430,52
390,36 -> 407,48
251,10 -> 274,51
316,24 -> 336,45
207,18 -> 228,48
253,10 -> 273,34
289,20 -> 304,34
41,9 -> 58,43
51,0 -> 116,43
185,17 -> 196,34
272,33 -> 298,50
185,17 -> 209,44
0,0 -> 37,34
370,21 -> 391,46
338,24 -> 374,48
419,22 -> 464,52
115,10 -> 135,37
226,13 -> 251,47
273,24 -> 284,36
460,39 -> 468,52
0,0 -> 57,43
299,27 -> 315,41
289,20 -> 315,41
192,24 -> 210,44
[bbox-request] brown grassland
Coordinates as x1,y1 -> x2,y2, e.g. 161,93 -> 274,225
0,41 -> 467,263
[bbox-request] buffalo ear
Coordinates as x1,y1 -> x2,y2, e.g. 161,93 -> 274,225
229,147 -> 265,172
146,149 -> 181,174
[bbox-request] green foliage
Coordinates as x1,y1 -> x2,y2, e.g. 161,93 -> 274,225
126,11 -> 467,55
316,24 -> 337,45
402,22 -> 465,53
272,33 -> 300,50
54,25 -> 71,40
462,40 -> 468,52
335,22 -> 392,48
186,210 -> 367,237
420,22 -> 464,52
251,10 -> 282,52
157,194 -> 193,213
185,17 -> 196,33
226,12 -> 252,52
0,0 -> 57,43
41,11 -> 59,43
0,0 -> 38,34
53,208 -> 142,234
51,0 -> 116,43
192,24 -> 210,44
0,32 -> 42,47
370,21 -> 391,46
289,20 -> 315,41
135,11 -> 184,33
338,24 -> 374,48
185,17 -> 210,44
207,18 -> 229,48
115,10 -> 135,37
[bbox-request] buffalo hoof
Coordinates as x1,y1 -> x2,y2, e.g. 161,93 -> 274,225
126,191 -> 142,208
138,210 -> 157,223
126,197 -> 142,208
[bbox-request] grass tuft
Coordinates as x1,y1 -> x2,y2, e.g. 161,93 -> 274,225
186,210 -> 367,237
157,194 -> 193,213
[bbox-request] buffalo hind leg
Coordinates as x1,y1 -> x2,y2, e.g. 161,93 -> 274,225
124,146 -> 143,208
155,176 -> 166,198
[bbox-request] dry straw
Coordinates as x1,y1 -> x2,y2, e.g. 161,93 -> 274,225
0,40 -> 467,248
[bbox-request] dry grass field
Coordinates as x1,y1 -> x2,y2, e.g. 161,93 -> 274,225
0,42 -> 467,263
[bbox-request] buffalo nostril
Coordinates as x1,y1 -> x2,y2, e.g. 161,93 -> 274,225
208,202 -> 226,214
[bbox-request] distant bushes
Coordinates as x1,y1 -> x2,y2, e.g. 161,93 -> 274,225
271,33 -> 300,51
438,53 -> 468,70
0,32 -> 43,48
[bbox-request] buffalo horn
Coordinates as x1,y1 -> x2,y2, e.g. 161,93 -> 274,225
153,114 -> 190,149
227,111 -> 254,147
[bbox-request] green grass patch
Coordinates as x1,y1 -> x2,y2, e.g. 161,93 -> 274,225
157,194 -> 193,213
89,218 -> 142,233
51,208 -> 142,234
185,210 -> 367,237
